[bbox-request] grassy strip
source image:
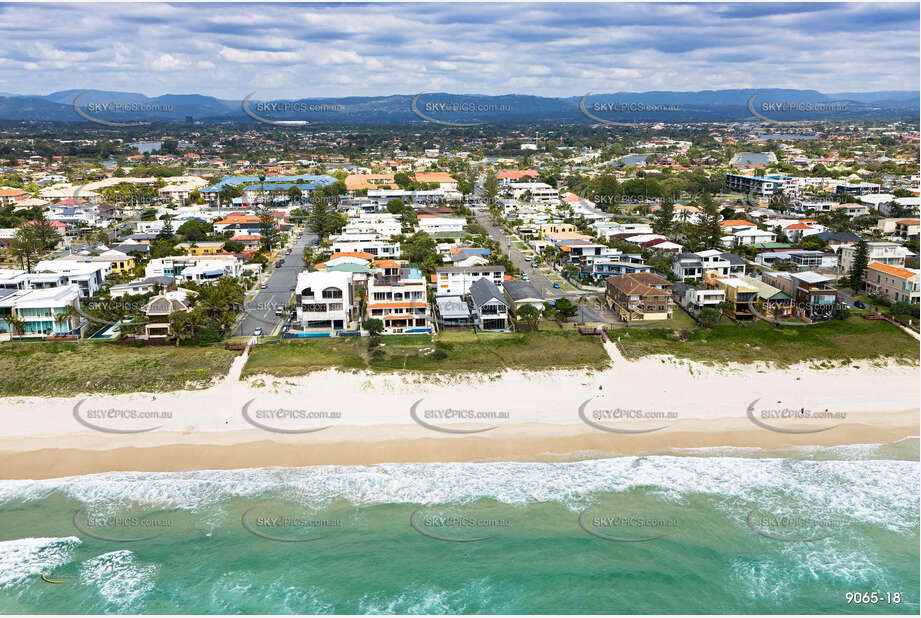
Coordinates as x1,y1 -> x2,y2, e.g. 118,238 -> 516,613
613,316 -> 919,367
242,329 -> 610,378
0,341 -> 240,397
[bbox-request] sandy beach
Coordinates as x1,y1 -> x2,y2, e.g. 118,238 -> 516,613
1,344 -> 918,479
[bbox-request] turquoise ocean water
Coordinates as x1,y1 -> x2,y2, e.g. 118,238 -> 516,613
0,439 -> 918,614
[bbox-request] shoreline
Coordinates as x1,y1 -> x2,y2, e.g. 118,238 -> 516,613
0,348 -> 918,479
1,413 -> 918,480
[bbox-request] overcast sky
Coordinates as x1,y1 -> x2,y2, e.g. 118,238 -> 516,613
0,2 -> 917,98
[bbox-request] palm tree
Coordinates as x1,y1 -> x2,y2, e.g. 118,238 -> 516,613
7,313 -> 26,340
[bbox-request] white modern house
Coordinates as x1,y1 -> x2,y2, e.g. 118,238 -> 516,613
294,271 -> 356,335
0,284 -> 82,339
145,255 -> 242,282
329,233 -> 401,258
434,265 -> 506,296
417,216 -> 466,234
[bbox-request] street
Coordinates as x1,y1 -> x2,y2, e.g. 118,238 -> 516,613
471,207 -> 608,323
234,229 -> 317,336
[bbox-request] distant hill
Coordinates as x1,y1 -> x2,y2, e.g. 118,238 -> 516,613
0,88 -> 915,124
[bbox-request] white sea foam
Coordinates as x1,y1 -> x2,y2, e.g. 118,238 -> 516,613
0,536 -> 80,587
0,457 -> 917,530
79,550 -> 157,611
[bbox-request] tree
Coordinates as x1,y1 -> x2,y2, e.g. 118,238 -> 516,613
694,193 -> 722,250
6,313 -> 26,339
848,238 -> 869,290
256,203 -> 278,251
222,240 -> 245,253
483,168 -> 499,205
157,218 -> 175,241
516,304 -> 540,332
168,310 -> 195,346
698,307 -> 723,328
554,298 -> 578,320
364,318 -> 384,337
402,231 -> 437,265
653,195 -> 675,235
287,186 -> 303,203
9,226 -> 45,272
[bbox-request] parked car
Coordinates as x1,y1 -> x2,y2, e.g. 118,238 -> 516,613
253,327 -> 263,336
274,307 -> 283,317
260,282 -> 267,289
553,282 -> 561,289
854,300 -> 867,309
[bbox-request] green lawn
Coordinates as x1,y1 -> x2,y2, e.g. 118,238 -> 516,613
242,329 -> 610,377
612,316 -> 919,367
0,341 -> 240,397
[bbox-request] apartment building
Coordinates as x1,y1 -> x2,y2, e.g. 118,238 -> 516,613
434,265 -> 506,296
724,174 -> 784,196
840,241 -> 911,272
864,263 -> 920,304
367,266 -> 432,334
294,271 -> 357,335
605,272 -> 673,322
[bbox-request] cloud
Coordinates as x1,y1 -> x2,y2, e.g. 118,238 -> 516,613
0,2 -> 913,97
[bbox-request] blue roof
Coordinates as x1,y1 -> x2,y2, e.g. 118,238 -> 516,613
200,175 -> 338,193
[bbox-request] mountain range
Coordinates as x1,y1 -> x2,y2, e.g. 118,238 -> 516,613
0,89 -> 916,125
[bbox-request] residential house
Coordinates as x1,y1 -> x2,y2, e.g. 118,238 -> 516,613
671,281 -> 726,313
434,265 -> 506,296
710,276 -> 759,320
109,276 -> 175,298
141,289 -> 194,340
0,285 -> 83,339
176,241 -> 225,256
293,270 -> 357,335
329,233 -> 400,258
763,271 -> 838,320
469,277 -> 511,331
605,272 -> 673,322
502,279 -> 545,314
417,215 -> 466,235
367,266 -> 431,334
740,275 -> 794,319
671,250 -> 745,282
434,295 -> 473,330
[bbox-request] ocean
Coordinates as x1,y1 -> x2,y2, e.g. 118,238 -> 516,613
1,439 -> 918,614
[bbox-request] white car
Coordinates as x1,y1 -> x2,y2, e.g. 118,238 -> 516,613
253,327 -> 263,336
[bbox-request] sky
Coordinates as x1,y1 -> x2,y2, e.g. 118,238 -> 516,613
0,2 -> 918,99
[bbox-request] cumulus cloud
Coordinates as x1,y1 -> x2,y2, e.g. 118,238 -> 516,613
0,2 -> 914,97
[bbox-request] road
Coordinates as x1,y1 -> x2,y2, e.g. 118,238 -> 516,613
234,229 -> 317,336
471,207 -> 607,323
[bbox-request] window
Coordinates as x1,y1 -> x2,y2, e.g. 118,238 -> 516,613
322,287 -> 343,299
